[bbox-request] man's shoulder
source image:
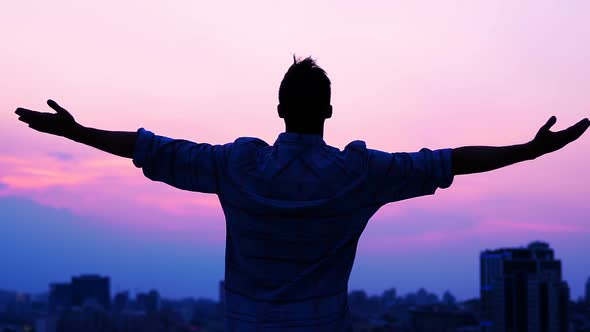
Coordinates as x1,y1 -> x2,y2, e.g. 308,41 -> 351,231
232,136 -> 270,147
342,140 -> 367,152
330,140 -> 370,175
329,140 -> 368,159
227,137 -> 271,158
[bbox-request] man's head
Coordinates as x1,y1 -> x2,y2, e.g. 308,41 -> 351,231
278,56 -> 332,135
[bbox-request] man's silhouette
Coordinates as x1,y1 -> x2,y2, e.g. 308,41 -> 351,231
15,56 -> 589,331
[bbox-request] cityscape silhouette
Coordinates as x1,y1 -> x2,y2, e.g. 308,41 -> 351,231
2,242 -> 590,331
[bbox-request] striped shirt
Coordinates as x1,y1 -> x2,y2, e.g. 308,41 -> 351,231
132,129 -> 454,331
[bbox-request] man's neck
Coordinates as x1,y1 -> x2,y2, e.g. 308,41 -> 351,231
284,122 -> 325,138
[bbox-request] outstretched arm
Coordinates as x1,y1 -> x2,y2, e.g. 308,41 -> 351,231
452,116 -> 589,175
15,99 -> 137,158
16,99 -> 230,194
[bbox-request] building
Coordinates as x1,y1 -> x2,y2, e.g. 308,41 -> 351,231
480,241 -> 569,332
0,290 -> 16,312
112,291 -> 130,313
585,277 -> 590,305
219,280 -> 225,313
136,290 -> 160,312
71,274 -> 110,311
49,283 -> 72,312
410,305 -> 478,332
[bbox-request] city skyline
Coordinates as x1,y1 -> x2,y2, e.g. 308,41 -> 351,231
2,0 -> 589,301
2,242 -> 588,331
2,224 -> 587,302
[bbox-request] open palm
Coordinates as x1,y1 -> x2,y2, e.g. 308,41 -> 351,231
532,116 -> 590,156
15,99 -> 78,137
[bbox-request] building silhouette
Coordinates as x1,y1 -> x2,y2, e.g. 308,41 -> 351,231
219,280 -> 225,314
585,277 -> 590,305
480,241 -> 569,332
112,291 -> 130,313
49,282 -> 72,312
71,274 -> 111,311
136,289 -> 160,312
410,306 -> 478,332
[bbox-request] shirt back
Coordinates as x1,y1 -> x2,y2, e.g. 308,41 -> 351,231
132,129 -> 454,331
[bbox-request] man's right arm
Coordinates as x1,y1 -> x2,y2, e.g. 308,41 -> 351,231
16,99 -> 230,194
15,99 -> 138,159
66,125 -> 137,159
452,116 -> 589,175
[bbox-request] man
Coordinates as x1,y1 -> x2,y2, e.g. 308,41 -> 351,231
15,56 -> 589,331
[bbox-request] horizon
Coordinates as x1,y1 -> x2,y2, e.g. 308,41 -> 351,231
1,0 -> 589,301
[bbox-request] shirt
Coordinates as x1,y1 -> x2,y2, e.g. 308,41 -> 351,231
132,128 -> 454,331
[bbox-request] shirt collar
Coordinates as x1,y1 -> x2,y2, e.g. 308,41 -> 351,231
274,132 -> 326,146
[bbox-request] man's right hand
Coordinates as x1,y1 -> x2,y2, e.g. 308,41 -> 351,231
529,116 -> 590,158
16,98 -> 138,158
15,99 -> 80,138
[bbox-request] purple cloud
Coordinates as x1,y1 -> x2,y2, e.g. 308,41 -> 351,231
47,152 -> 75,162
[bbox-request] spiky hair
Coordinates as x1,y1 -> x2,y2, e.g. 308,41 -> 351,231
278,55 -> 331,109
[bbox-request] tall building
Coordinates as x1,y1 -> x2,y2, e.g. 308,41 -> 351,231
480,241 -> 569,332
71,274 -> 111,310
219,280 -> 225,313
12,292 -> 31,314
49,282 -> 72,312
585,277 -> 590,305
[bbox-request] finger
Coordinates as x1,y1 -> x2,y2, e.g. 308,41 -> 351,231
22,117 -> 49,131
15,108 -> 37,116
27,122 -> 46,133
17,111 -> 40,121
18,116 -> 43,128
17,113 -> 35,124
47,99 -> 68,115
18,112 -> 50,124
559,118 -> 590,142
18,115 -> 38,125
540,116 -> 557,132
567,118 -> 590,132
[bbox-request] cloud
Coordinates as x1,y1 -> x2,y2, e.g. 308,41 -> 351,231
480,220 -> 584,234
0,154 -> 137,192
0,152 -> 226,232
0,181 -> 7,190
47,152 -> 75,162
359,189 -> 590,256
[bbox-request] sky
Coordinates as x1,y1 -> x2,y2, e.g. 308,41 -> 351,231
1,0 -> 589,301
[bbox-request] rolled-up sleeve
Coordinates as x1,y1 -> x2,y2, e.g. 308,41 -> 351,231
368,147 -> 454,205
132,127 -> 230,194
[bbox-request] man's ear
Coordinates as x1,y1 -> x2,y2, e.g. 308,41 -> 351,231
277,104 -> 286,119
325,105 -> 333,119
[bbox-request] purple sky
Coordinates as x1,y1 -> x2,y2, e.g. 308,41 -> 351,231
1,0 -> 589,300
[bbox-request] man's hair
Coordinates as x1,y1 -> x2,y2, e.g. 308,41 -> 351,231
278,55 -> 331,113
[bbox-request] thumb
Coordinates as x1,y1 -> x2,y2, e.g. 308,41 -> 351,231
47,99 -> 69,116
540,116 -> 557,132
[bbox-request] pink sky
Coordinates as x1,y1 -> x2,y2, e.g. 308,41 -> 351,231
1,0 -> 589,299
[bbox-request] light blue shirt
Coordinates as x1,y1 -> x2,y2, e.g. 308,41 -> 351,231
132,129 -> 454,331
